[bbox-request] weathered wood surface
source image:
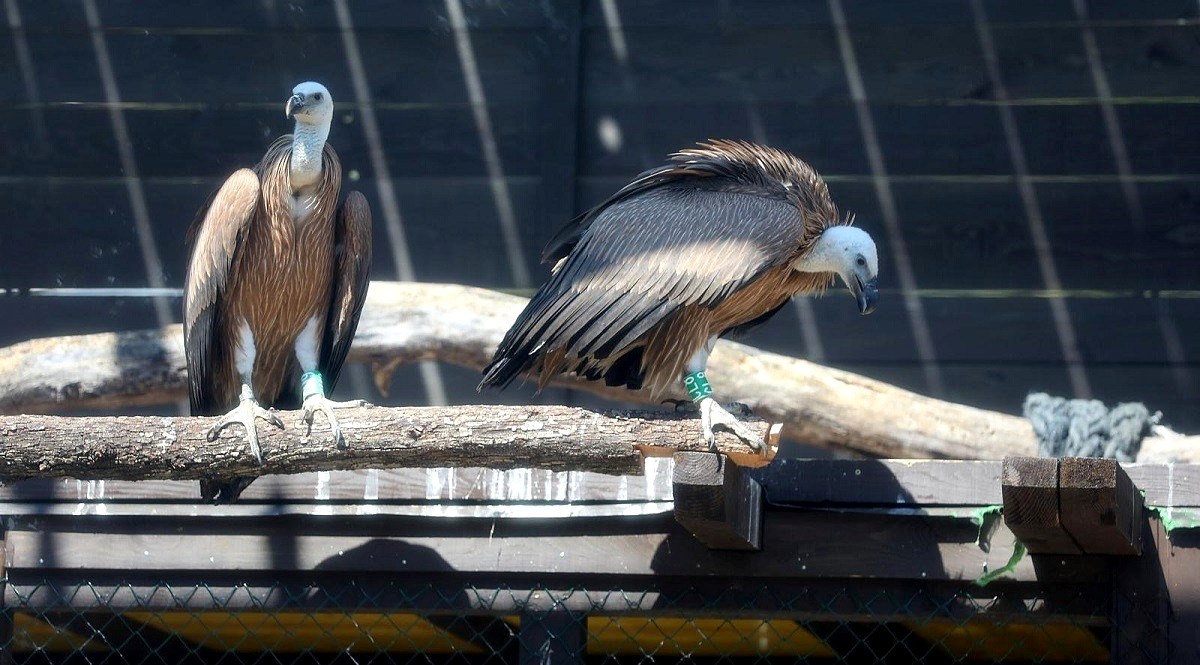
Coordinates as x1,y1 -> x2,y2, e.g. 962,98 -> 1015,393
1059,457 -> 1143,556
0,461 -> 679,505
1,282 -> 1195,463
672,452 -> 763,550
1001,457 -> 1081,555
3,510 -> 1099,587
0,405 -> 775,482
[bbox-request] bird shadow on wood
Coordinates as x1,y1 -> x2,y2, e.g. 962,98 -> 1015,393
297,538 -> 519,658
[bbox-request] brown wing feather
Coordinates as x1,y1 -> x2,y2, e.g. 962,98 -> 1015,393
481,184 -> 824,395
319,190 -> 372,393
184,168 -> 260,415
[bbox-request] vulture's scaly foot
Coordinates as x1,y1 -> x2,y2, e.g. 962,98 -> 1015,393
300,395 -> 370,449
698,397 -> 764,452
205,396 -> 284,464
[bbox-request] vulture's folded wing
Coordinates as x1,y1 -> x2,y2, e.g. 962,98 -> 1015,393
320,190 -> 372,393
482,183 -> 807,388
183,168 -> 260,415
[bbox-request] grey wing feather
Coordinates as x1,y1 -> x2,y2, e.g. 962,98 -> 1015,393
481,184 -> 804,388
184,168 -> 260,415
319,190 -> 372,393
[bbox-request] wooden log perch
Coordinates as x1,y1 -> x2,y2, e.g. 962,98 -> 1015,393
0,406 -> 778,482
0,281 -> 1195,463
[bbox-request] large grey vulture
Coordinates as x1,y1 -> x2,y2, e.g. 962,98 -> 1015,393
479,139 -> 878,449
184,81 -> 372,503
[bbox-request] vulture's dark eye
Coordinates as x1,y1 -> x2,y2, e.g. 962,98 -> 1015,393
856,256 -> 866,267
314,93 -> 324,101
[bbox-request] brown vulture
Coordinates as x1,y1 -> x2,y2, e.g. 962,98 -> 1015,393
479,140 -> 878,449
184,81 -> 372,503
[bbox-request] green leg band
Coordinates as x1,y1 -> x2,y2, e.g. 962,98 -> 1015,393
301,371 -> 325,400
684,371 -> 714,402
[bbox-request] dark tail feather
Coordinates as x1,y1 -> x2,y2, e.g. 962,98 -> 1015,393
200,476 -> 257,504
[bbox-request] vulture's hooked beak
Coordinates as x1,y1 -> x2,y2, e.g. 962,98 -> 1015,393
285,94 -> 305,118
852,276 -> 879,315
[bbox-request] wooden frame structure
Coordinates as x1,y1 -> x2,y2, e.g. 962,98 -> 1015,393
0,457 -> 1195,663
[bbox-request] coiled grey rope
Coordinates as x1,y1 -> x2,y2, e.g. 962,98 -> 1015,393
1023,393 -> 1157,462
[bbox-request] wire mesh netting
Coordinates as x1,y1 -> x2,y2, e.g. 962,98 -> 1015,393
1,577 -> 1117,663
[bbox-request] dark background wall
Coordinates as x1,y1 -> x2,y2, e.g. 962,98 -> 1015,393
1,0 -> 1197,436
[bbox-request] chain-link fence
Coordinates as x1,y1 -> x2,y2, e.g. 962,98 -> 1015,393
2,575 -> 1118,663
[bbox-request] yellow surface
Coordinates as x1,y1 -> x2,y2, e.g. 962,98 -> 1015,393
122,611 -> 482,654
908,619 -> 1110,662
11,613 -> 107,653
588,617 -> 836,658
12,609 -> 1109,661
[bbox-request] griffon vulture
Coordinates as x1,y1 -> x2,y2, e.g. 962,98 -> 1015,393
479,140 -> 878,449
185,81 -> 372,502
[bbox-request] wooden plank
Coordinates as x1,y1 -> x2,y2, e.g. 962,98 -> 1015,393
1109,519 -> 1171,665
1058,457 -> 1142,555
756,459 -> 1003,507
1001,457 -> 1081,554
0,525 -> 10,665
519,611 -> 585,665
672,452 -> 762,550
0,461 -> 676,504
1127,463 -> 1200,508
0,511 -> 1103,585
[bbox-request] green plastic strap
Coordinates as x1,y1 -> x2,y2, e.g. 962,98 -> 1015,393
301,371 -> 325,400
684,371 -> 713,402
975,541 -> 1027,587
970,505 -> 1004,547
1148,505 -> 1200,534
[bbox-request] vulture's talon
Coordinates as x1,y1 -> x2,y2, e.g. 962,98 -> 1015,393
698,397 -> 765,452
205,397 -> 279,464
300,394 -> 357,448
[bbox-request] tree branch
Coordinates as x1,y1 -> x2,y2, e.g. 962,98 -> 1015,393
0,406 -> 777,482
0,282 -> 1193,463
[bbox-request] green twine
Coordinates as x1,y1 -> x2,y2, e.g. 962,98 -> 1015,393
970,505 -> 1004,549
684,371 -> 714,402
975,541 -> 1027,587
301,371 -> 325,400
1148,505 -> 1200,535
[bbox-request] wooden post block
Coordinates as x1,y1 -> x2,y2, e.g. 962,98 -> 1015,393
672,452 -> 763,550
1001,457 -> 1081,555
1059,457 -> 1143,556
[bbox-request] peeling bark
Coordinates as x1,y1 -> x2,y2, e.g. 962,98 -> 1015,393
0,405 -> 777,482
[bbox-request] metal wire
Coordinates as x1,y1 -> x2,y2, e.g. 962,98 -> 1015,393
0,577 -> 1115,663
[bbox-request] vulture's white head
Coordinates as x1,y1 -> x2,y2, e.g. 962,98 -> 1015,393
285,81 -> 334,127
794,225 -> 880,315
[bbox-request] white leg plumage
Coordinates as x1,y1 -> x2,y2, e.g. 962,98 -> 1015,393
294,316 -> 369,448
684,338 -> 764,451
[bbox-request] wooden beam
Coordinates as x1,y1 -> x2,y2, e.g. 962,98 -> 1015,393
0,406 -> 775,483
1001,457 -> 1081,555
1,510 -> 1101,585
1058,457 -> 1142,556
1109,519 -> 1170,664
672,452 -> 763,550
0,527 -> 10,665
755,459 -> 1004,507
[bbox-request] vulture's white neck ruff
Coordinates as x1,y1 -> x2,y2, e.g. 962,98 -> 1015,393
290,120 -> 330,191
